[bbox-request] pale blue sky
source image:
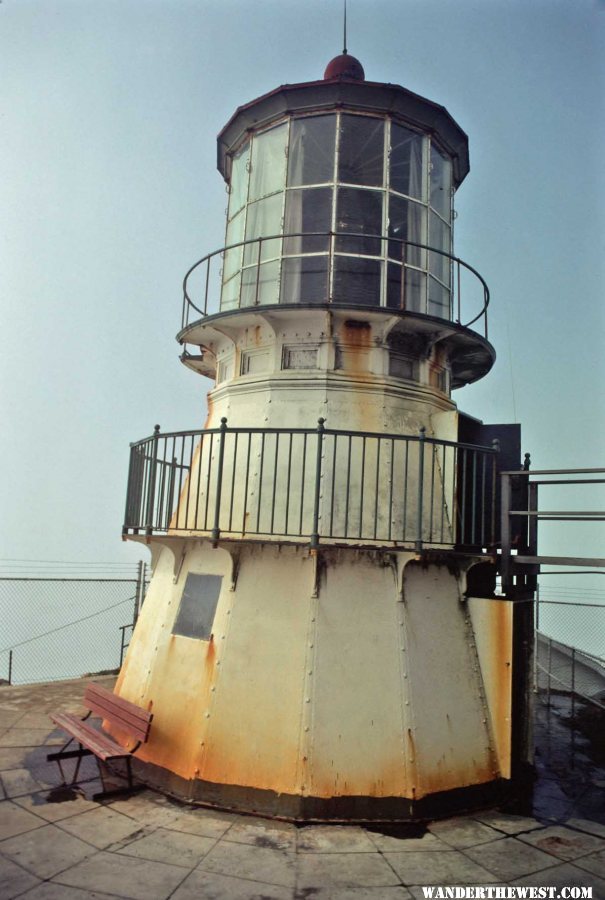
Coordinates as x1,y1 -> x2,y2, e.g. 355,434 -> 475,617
1,0 -> 603,578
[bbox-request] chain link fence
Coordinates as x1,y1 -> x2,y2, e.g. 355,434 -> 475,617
0,561 -> 147,686
535,598 -> 605,711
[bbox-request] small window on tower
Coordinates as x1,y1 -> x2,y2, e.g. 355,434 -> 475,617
172,574 -> 223,641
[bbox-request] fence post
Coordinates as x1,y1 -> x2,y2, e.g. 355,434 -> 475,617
415,427 -> 426,552
571,646 -> 576,722
310,418 -> 325,549
145,425 -> 161,536
134,560 -> 144,626
211,418 -> 228,543
8,649 -> 13,686
547,636 -> 552,707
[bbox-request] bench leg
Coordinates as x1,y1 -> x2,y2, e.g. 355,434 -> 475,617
47,745 -> 93,786
93,757 -> 144,802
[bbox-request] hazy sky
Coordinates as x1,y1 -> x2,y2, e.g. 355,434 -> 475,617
1,0 -> 604,576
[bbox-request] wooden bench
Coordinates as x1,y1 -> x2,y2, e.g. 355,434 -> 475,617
48,683 -> 153,800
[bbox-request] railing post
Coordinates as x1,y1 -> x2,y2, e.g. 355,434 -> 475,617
211,418 -> 228,543
310,418 -> 325,549
416,426 -> 426,552
500,471 -> 512,594
490,438 -> 500,547
145,425 -> 161,536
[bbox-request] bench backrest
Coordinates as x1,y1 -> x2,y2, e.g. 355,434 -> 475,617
85,683 -> 153,743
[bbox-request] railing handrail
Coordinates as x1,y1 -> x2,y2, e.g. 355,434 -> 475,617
181,231 -> 490,334
129,423 -> 499,456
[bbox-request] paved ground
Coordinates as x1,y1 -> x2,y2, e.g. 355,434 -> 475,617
1,678 -> 604,900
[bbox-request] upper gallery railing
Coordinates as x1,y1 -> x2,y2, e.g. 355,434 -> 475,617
181,233 -> 490,339
123,421 -> 499,552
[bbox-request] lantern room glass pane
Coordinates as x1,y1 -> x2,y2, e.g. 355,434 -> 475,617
288,116 -> 336,186
228,142 -> 250,219
430,144 -> 452,221
249,124 -> 287,202
333,257 -> 382,306
388,196 -> 425,268
284,187 -> 332,254
429,211 -> 451,286
221,272 -> 241,310
428,275 -> 451,318
281,257 -> 329,304
386,264 -> 426,312
390,124 -> 425,200
224,209 -> 245,281
243,194 -> 283,265
338,115 -> 385,187
335,187 -> 383,256
241,260 -> 281,307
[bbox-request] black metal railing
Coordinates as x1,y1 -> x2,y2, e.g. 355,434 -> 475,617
181,233 -> 490,339
124,421 -> 499,551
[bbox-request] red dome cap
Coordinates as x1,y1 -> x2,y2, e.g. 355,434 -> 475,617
323,53 -> 365,81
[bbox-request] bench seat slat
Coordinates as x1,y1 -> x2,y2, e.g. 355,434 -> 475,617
84,684 -> 152,742
51,712 -> 132,762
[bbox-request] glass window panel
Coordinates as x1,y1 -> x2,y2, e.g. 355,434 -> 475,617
430,144 -> 452,220
249,124 -> 287,201
220,272 -> 241,311
281,257 -> 329,304
386,264 -> 426,312
338,115 -> 385,186
243,194 -> 283,265
429,212 -> 451,286
241,260 -> 281,307
223,209 -> 245,280
288,116 -> 336,186
336,187 -> 383,256
333,257 -> 382,306
228,143 -> 250,219
428,276 -> 451,319
388,196 -> 426,268
284,187 -> 332,254
390,124 -> 425,200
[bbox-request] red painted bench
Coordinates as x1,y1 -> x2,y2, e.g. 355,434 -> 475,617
48,683 -> 153,800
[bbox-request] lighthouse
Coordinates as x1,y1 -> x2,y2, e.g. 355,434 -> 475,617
119,51 -> 532,821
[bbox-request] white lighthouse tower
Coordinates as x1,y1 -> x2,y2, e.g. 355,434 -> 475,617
118,52 -> 532,821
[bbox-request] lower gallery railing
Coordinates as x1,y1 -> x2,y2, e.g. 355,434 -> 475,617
123,421 -> 499,551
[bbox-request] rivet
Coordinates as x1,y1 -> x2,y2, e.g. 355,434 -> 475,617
309,643 -> 314,648
205,712 -> 210,718
305,698 -> 310,703
211,687 -> 216,692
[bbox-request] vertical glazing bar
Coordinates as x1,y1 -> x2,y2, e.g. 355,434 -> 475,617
373,438 -> 381,540
241,433 -> 252,534
299,433 -> 308,536
329,434 -> 338,537
204,433 -> 214,530
254,239 -> 263,306
359,437 -> 367,539
310,419 -> 325,547
256,432 -> 266,533
344,436 -> 352,537
270,433 -> 279,535
400,242 -> 406,309
416,427 -> 426,551
211,418 -> 228,542
328,231 -> 335,303
285,433 -> 293,535
228,432 -> 239,532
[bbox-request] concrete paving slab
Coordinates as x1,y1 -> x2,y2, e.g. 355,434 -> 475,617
567,818 -> 605,839
428,816 -> 504,848
384,849 -> 498,885
0,822 -> 96,879
58,804 -> 147,849
297,852 -> 401,888
366,829 -> 451,852
117,826 -> 217,868
0,800 -> 45,840
0,729 -> 56,748
518,825 -> 605,861
0,710 -> 25,728
574,849 -> 605,879
109,792 -> 184,828
200,841 -> 297,888
52,849 -> 188,900
0,747 -> 35,769
512,860 -> 605,896
464,835 -> 561,880
164,807 -> 236,840
1,767 -> 54,798
297,825 -> 376,853
473,810 -> 545,834
0,852 -> 41,898
13,789 -> 100,823
226,815 -> 297,851
299,889 -> 412,900
171,868 -> 294,900
18,884 -> 115,900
